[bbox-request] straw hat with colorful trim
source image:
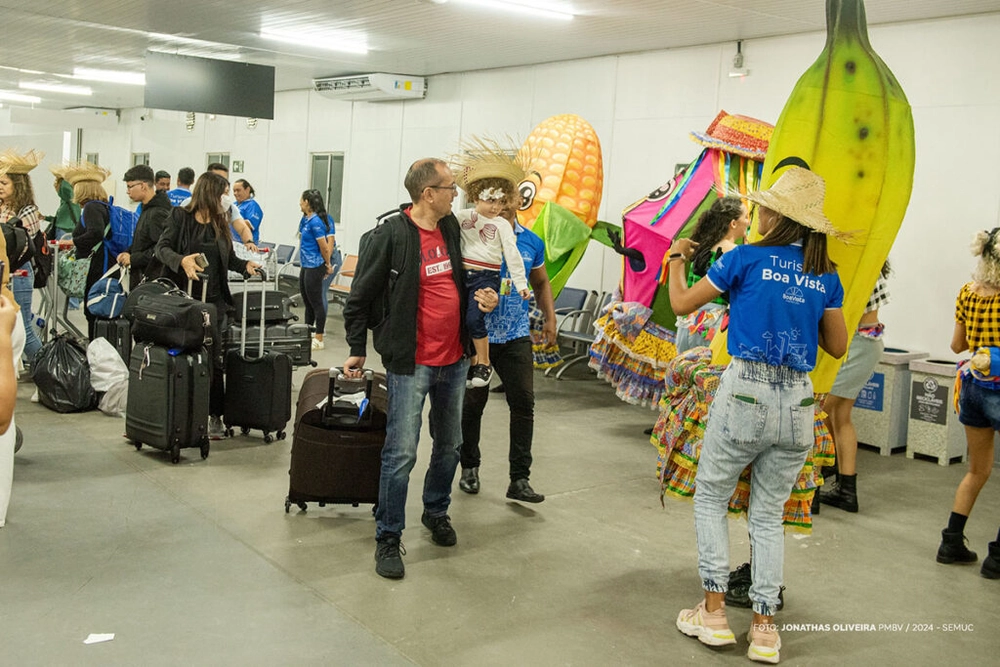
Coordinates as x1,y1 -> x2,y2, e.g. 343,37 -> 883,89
746,167 -> 850,240
57,161 -> 111,186
0,148 -> 43,175
450,136 -> 527,192
690,111 -> 773,160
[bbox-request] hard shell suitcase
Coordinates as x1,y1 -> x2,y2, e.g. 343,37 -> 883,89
125,343 -> 211,463
285,369 -> 388,513
223,273 -> 292,443
225,321 -> 315,367
94,317 -> 132,364
231,289 -> 296,324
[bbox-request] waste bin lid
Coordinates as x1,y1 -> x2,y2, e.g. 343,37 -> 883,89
881,348 -> 930,365
909,358 -> 959,375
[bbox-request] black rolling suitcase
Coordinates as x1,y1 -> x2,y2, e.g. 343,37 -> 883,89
285,369 -> 388,513
231,289 -> 297,324
94,317 -> 131,364
225,321 -> 315,367
223,274 -> 292,443
125,343 -> 211,463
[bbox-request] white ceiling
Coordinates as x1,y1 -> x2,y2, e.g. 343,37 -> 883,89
0,0 -> 997,112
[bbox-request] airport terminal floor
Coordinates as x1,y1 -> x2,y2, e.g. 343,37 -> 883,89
3,306 -> 998,666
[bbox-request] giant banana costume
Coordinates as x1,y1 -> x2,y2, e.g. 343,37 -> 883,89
713,0 -> 915,393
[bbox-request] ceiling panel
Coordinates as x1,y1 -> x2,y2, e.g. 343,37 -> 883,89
0,0 -> 995,112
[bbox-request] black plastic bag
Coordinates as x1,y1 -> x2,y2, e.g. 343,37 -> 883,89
32,335 -> 96,413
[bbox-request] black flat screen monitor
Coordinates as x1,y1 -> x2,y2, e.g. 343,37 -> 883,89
144,51 -> 275,119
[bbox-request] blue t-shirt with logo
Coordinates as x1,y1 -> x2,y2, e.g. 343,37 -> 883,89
706,243 -> 843,371
166,187 -> 191,207
486,223 -> 545,344
237,198 -> 264,243
298,213 -> 334,268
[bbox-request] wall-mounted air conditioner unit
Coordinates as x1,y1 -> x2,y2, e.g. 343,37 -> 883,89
313,73 -> 426,102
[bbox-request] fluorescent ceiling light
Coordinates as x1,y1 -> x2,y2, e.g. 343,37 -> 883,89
0,91 -> 42,103
19,81 -> 93,96
73,68 -> 146,86
259,29 -> 368,55
455,0 -> 575,21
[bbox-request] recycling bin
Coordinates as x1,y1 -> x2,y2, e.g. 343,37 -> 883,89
853,348 -> 928,456
906,359 -> 967,466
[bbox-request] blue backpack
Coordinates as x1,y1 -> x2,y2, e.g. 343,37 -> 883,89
95,197 -> 138,271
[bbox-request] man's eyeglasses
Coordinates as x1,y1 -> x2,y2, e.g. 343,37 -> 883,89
426,184 -> 458,192
125,182 -> 143,190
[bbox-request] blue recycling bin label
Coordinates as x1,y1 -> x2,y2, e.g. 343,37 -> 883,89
855,372 -> 885,412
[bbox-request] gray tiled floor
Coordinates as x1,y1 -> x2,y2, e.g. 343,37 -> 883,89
3,310 -> 998,665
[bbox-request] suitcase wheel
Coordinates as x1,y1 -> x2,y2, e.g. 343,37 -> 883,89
200,441 -> 210,460
171,445 -> 181,464
133,441 -> 142,451
226,427 -> 235,438
285,498 -> 291,513
239,426 -> 250,436
277,430 -> 286,440
264,433 -> 273,444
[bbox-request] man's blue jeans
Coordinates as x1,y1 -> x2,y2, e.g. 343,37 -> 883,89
377,359 -> 469,539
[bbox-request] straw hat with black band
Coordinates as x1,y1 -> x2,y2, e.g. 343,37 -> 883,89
55,161 -> 111,186
668,167 -> 850,264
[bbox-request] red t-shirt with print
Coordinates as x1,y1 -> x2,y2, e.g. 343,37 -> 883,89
413,217 -> 463,367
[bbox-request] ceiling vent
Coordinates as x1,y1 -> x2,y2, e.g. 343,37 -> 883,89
313,73 -> 426,102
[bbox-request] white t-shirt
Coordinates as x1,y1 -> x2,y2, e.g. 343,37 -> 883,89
454,209 -> 528,292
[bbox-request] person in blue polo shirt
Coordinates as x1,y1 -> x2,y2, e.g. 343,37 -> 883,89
233,179 -> 263,244
459,194 -> 556,503
668,168 -> 847,665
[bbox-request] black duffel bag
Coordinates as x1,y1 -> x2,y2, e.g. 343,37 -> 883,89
127,277 -> 218,351
32,335 -> 97,413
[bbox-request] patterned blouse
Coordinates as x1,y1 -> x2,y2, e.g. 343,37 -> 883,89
956,282 -> 1000,350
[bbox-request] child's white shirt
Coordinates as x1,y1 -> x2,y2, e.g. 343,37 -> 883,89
455,209 -> 529,292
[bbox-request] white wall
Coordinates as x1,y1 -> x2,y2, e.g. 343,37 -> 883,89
4,12 -> 996,358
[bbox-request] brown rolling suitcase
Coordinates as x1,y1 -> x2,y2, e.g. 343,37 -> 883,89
285,369 -> 388,513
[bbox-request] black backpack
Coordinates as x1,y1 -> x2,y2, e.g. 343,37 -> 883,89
356,209 -> 409,333
1,217 -> 34,271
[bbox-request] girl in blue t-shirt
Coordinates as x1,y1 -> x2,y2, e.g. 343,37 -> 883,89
667,167 -> 847,664
298,189 -> 336,350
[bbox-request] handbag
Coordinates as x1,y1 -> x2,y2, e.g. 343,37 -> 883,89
87,264 -> 129,319
57,247 -> 91,299
128,277 -> 217,351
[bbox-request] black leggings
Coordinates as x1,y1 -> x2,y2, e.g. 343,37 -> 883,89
299,265 -> 328,334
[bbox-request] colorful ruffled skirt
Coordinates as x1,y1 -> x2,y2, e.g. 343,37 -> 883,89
653,348 -> 834,533
588,302 -> 677,407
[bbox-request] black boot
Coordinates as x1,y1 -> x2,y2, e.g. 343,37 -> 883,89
981,542 -> 1000,579
937,529 -> 978,564
820,474 -> 858,513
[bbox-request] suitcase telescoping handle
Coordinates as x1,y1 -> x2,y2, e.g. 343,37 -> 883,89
187,272 -> 209,302
331,367 -> 374,398
239,271 -> 270,357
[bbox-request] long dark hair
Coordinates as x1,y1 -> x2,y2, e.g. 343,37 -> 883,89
689,196 -> 744,275
753,211 -> 836,275
302,189 -> 331,231
186,172 -> 231,241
